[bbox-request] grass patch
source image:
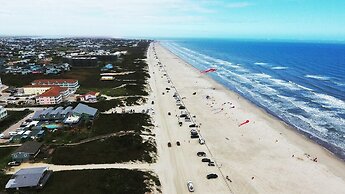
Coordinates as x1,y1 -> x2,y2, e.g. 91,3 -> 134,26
0,173 -> 11,193
0,110 -> 32,132
1,169 -> 160,194
0,147 -> 17,170
51,134 -> 156,165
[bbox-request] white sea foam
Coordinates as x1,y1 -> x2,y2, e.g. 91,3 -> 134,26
271,66 -> 288,70
294,82 -> 313,91
252,73 -> 272,79
312,93 -> 345,110
334,81 -> 345,87
305,74 -> 331,81
270,79 -> 300,91
254,62 -> 268,65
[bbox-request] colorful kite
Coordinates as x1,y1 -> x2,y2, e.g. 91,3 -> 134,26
239,120 -> 250,127
201,68 -> 217,74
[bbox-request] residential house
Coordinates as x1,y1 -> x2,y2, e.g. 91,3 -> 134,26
78,91 -> 99,103
11,141 -> 43,162
5,167 -> 52,190
73,103 -> 98,120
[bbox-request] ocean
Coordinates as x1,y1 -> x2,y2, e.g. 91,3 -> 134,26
161,39 -> 345,160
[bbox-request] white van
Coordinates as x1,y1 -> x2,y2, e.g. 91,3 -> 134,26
187,181 -> 195,192
9,131 -> 17,136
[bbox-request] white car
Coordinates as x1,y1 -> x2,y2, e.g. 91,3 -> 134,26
187,181 -> 195,192
199,138 -> 205,145
0,133 -> 4,139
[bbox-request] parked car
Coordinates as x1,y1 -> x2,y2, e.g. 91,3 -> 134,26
189,124 -> 197,128
187,181 -> 195,192
206,173 -> 218,179
199,138 -> 205,145
197,152 -> 206,157
8,161 -> 21,166
202,158 -> 211,163
168,142 -> 172,147
168,112 -> 171,116
191,134 -> 199,139
190,129 -> 198,134
176,141 -> 181,146
208,162 -> 215,166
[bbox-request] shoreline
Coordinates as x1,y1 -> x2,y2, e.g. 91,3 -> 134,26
160,41 -> 345,163
152,41 -> 345,194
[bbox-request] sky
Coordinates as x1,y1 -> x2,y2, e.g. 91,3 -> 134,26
0,0 -> 345,41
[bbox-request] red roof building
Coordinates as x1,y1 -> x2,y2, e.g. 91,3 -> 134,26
36,86 -> 69,105
31,79 -> 79,93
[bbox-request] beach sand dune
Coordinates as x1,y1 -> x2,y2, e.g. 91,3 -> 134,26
149,42 -> 345,194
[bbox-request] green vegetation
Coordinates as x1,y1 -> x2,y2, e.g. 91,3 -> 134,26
0,147 -> 17,170
0,110 -> 32,132
0,173 -> 11,192
51,134 -> 156,165
44,113 -> 153,144
0,169 -> 160,194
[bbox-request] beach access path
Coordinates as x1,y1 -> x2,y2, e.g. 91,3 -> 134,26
149,42 -> 345,194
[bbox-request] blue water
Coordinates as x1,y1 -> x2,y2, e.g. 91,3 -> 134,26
162,39 -> 345,160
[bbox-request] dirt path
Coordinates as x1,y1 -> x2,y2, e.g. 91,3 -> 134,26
7,162 -> 154,174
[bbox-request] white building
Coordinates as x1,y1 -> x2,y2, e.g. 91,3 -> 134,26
0,106 -> 7,121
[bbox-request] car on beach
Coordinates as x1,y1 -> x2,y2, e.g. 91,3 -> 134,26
208,162 -> 215,166
199,138 -> 205,145
168,142 -> 171,147
191,134 -> 199,139
187,181 -> 195,192
202,158 -> 211,163
176,141 -> 181,146
197,152 -> 206,157
206,173 -> 218,179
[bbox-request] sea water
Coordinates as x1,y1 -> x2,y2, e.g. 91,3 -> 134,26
162,39 -> 345,160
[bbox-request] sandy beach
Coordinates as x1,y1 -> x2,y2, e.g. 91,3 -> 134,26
148,42 -> 345,194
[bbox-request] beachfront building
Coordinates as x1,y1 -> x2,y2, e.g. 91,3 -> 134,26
23,85 -> 53,95
5,167 -> 52,190
31,79 -> 79,93
0,106 -> 7,121
36,86 -> 68,105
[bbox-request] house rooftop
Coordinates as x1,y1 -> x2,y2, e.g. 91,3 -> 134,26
5,167 -> 49,189
38,86 -> 67,97
14,141 -> 43,155
32,79 -> 78,84
73,103 -> 98,117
